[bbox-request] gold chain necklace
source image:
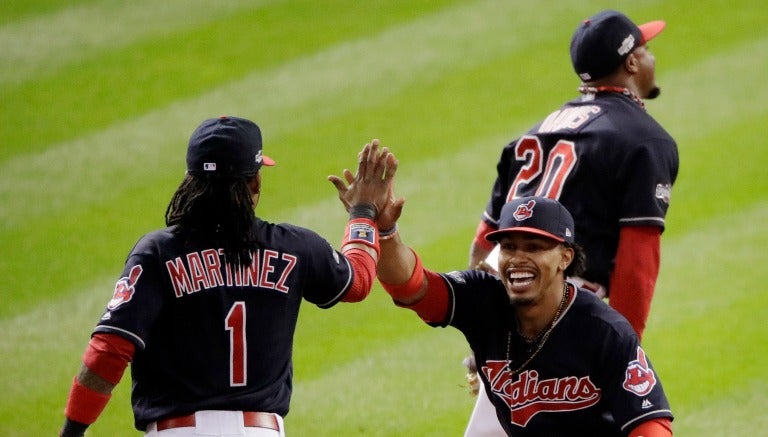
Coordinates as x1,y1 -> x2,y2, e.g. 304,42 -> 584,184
506,282 -> 570,375
577,85 -> 646,109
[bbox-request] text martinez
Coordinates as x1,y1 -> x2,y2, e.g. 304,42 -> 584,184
165,249 -> 297,297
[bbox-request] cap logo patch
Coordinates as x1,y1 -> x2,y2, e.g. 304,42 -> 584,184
203,162 -> 217,171
618,34 -> 635,55
622,346 -> 657,396
255,150 -> 263,165
513,199 -> 536,221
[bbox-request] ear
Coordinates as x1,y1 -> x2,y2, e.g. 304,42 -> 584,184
559,245 -> 574,272
248,172 -> 262,195
624,52 -> 640,74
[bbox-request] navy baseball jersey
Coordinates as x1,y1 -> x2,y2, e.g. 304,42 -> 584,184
484,92 -> 678,287
435,270 -> 673,436
94,218 -> 355,430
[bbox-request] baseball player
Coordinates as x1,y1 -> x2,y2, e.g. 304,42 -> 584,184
58,117 -> 397,437
465,10 -> 679,434
362,193 -> 675,436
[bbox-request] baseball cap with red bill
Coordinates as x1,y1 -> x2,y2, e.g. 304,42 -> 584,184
570,9 -> 666,81
485,197 -> 575,244
187,115 -> 275,177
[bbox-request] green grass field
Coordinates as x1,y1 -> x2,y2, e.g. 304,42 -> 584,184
1,0 -> 767,435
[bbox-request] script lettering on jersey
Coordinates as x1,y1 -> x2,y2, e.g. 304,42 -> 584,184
537,106 -> 601,133
165,248 -> 298,297
482,361 -> 601,427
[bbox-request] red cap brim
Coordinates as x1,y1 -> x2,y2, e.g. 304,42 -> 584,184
262,155 -> 276,166
639,20 -> 666,44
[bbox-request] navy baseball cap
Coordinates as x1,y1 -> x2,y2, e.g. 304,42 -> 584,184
485,197 -> 575,244
186,116 -> 275,176
570,10 -> 666,81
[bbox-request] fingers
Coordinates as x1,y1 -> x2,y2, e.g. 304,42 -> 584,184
383,152 -> 398,184
327,174 -> 352,210
343,169 -> 354,185
327,174 -> 345,191
358,139 -> 382,181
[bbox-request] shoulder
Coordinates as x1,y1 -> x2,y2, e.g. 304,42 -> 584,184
440,269 -> 508,304
255,219 -> 327,246
569,288 -> 636,338
129,227 -> 176,254
440,269 -> 501,287
598,97 -> 675,143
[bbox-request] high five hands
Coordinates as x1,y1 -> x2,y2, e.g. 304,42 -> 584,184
328,139 -> 405,229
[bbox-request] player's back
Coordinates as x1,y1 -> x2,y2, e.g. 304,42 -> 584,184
492,92 -> 677,286
99,220 -> 355,428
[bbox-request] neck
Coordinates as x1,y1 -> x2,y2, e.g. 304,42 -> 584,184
578,84 -> 645,109
515,282 -> 569,339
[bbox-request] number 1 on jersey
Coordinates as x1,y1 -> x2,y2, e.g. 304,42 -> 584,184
225,301 -> 247,386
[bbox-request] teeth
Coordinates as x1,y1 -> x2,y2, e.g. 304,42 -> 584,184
509,272 -> 534,280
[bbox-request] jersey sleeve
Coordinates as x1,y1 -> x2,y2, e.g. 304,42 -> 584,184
615,137 -> 678,229
93,238 -> 167,350
295,231 -> 355,309
483,140 -> 520,226
601,332 -> 674,432
438,270 -> 510,345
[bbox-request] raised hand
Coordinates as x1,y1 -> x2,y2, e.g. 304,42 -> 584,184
329,139 -> 401,221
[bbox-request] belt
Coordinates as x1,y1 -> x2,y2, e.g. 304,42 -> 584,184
156,411 -> 280,432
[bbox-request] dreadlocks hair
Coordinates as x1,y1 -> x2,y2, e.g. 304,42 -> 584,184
165,173 -> 259,266
564,241 -> 586,278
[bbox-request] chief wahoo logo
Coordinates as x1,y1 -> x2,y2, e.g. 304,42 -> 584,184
513,199 -> 536,221
107,265 -> 143,310
623,346 -> 657,396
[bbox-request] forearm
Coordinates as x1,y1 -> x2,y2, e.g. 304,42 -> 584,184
469,220 -> 495,269
340,246 -> 376,302
608,226 -> 661,339
61,333 -> 134,436
339,204 -> 380,302
376,233 -> 421,297
628,417 -> 672,436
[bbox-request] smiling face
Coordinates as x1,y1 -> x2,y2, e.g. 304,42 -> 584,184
496,233 -> 574,306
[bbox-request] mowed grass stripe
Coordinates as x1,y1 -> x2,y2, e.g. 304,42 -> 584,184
0,0 -> 275,85
0,1 -> 467,161
652,34 -> 768,142
0,0 -> 598,230
672,381 -> 768,436
288,328 -> 472,436
645,202 -> 768,436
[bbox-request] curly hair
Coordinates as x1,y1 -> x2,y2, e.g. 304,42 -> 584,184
564,242 -> 587,278
165,173 -> 258,266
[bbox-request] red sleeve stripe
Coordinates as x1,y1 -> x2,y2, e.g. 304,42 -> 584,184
84,333 -> 135,385
340,247 -> 376,302
64,376 -> 111,425
473,220 -> 496,251
379,249 -> 425,302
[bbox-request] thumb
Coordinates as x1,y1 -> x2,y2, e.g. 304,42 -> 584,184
390,197 -> 406,222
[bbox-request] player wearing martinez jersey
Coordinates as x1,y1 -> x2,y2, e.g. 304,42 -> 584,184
353,192 -> 674,436
59,117 -> 397,437
465,10 -> 679,435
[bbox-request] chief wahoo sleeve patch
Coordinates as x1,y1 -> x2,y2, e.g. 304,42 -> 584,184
622,346 -> 657,396
107,265 -> 143,310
